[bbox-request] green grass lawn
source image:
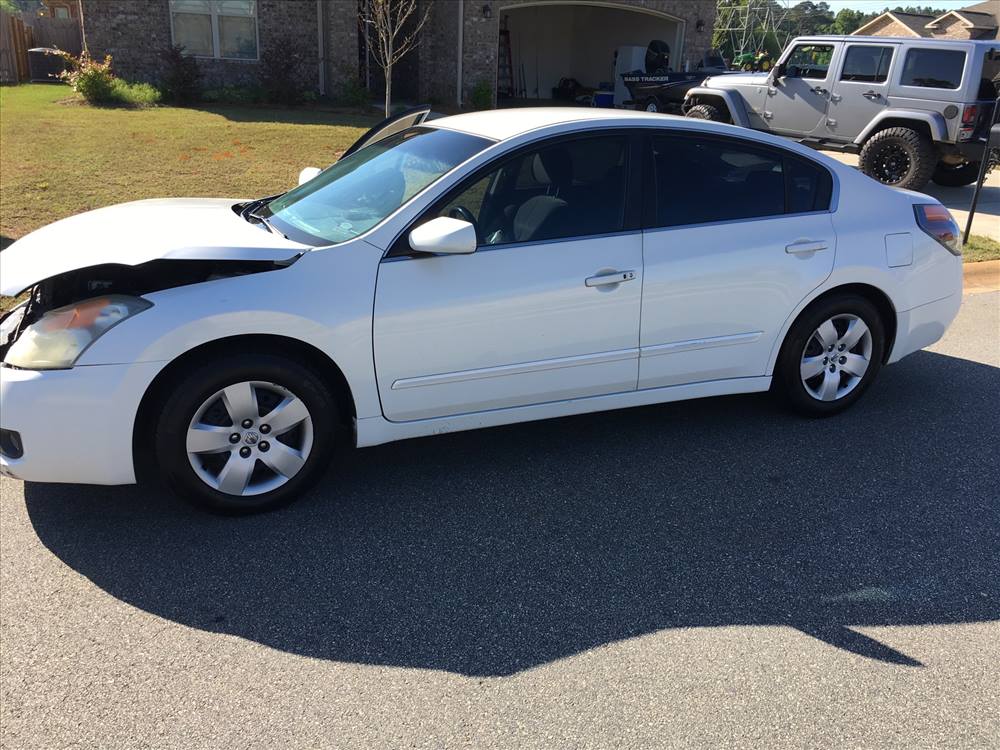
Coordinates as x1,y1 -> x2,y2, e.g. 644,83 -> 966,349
0,84 -> 375,245
964,233 -> 1000,263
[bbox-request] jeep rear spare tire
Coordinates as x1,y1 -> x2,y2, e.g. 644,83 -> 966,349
858,127 -> 936,191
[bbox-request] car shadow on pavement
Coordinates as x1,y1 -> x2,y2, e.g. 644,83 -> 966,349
23,350 -> 1000,677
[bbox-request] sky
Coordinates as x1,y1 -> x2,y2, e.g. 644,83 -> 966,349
820,0 -> 977,11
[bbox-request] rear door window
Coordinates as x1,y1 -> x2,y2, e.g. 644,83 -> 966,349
840,45 -> 894,83
900,48 -> 966,89
648,134 -> 832,228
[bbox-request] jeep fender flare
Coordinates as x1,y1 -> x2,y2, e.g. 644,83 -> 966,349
683,88 -> 751,129
854,110 -> 948,145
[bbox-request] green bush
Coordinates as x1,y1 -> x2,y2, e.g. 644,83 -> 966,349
470,80 -> 493,110
260,37 -> 306,105
334,70 -> 370,109
159,45 -> 202,103
57,50 -> 116,103
110,79 -> 161,106
55,50 -> 159,107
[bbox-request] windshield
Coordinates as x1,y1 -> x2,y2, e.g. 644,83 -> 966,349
264,127 -> 493,245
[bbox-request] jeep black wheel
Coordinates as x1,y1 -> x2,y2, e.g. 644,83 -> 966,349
932,160 -> 981,187
858,127 -> 936,191
686,103 -> 724,122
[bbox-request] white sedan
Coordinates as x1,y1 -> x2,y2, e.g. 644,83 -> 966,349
0,107 -> 963,512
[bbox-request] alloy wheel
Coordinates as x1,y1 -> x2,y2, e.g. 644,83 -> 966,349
799,314 -> 873,402
185,381 -> 314,496
871,144 -> 911,184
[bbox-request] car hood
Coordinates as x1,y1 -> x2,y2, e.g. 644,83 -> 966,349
0,198 -> 310,296
705,72 -> 769,87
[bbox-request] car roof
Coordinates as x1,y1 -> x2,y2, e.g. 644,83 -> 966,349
429,107 -> 697,141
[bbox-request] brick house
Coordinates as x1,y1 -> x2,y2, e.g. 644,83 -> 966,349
852,2 -> 998,41
78,0 -> 718,106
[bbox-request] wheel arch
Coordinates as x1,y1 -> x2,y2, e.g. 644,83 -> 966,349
855,112 -> 948,145
131,334 -> 357,482
682,88 -> 747,127
769,283 -> 898,376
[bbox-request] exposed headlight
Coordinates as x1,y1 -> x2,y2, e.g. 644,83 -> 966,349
4,295 -> 152,370
0,302 -> 28,349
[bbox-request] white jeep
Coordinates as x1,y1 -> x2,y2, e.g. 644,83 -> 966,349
684,36 -> 1000,191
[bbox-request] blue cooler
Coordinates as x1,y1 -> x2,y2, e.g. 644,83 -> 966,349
591,91 -> 615,108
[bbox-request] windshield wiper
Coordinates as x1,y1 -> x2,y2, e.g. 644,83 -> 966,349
246,209 -> 278,234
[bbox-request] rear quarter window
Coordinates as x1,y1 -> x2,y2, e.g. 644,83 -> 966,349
900,48 -> 966,89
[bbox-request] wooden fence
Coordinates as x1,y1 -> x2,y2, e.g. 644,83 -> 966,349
0,12 -> 32,84
25,16 -> 82,55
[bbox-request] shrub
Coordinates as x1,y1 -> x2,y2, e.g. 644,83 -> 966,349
159,45 -> 202,103
259,38 -> 306,105
56,50 -> 116,104
54,50 -> 159,107
335,76 -> 370,109
470,79 -> 493,110
110,79 -> 162,106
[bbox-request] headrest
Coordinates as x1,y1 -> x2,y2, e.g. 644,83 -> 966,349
531,147 -> 573,187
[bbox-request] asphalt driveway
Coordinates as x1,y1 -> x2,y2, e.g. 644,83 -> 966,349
1,291 -> 998,749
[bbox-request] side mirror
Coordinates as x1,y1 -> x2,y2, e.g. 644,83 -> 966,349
770,63 -> 786,82
408,216 -> 477,255
298,166 -> 321,185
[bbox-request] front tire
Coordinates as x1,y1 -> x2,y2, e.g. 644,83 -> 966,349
774,294 -> 885,417
686,103 -> 724,122
154,353 -> 338,513
931,160 -> 981,187
858,127 -> 936,191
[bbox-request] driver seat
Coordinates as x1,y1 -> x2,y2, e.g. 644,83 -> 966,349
513,147 -> 573,242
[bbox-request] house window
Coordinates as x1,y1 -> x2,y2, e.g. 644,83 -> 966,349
54,6 -> 71,19
169,0 -> 258,60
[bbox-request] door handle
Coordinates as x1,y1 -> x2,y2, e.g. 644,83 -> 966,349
862,90 -> 881,101
785,240 -> 828,255
810,86 -> 828,96
586,270 -> 636,287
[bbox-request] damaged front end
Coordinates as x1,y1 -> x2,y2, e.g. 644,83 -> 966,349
0,256 -> 298,365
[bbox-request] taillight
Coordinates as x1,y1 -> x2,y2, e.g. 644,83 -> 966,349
958,104 -> 979,141
914,204 -> 961,256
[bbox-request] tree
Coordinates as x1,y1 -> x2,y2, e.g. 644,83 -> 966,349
360,0 -> 432,117
831,8 -> 868,35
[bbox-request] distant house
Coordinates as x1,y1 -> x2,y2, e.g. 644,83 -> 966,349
852,2 -> 998,40
77,0 -> 720,107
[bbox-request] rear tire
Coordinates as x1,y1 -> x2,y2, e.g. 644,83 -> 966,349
931,160 -> 981,187
858,127 -> 936,191
643,98 -> 660,113
774,294 -> 885,418
154,353 -> 338,513
686,103 -> 724,122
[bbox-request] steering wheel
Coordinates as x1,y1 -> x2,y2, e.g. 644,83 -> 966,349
447,206 -> 479,237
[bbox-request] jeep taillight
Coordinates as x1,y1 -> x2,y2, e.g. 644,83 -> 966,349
958,104 -> 979,141
914,204 -> 961,256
